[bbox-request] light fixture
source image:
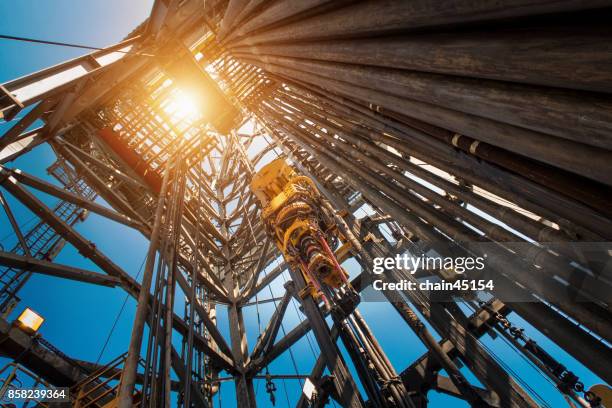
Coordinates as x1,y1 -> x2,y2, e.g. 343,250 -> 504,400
15,307 -> 44,334
302,377 -> 316,401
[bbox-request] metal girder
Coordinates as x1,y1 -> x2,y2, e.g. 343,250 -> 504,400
177,253 -> 229,301
0,169 -> 142,295
242,259 -> 287,302
0,317 -> 87,386
52,141 -> 148,224
432,375 -> 495,404
0,166 -> 144,231
295,333 -> 332,408
183,204 -> 226,245
249,282 -> 293,361
398,300 -> 515,407
247,270 -> 367,374
285,266 -> 364,408
171,310 -> 236,373
0,36 -> 144,119
170,348 -> 210,408
145,0 -> 174,40
175,271 -> 234,357
221,202 -> 257,407
0,250 -> 121,287
0,169 -> 235,372
0,189 -> 30,256
240,238 -> 271,297
73,359 -> 182,391
146,0 -> 207,43
249,315 -> 312,375
56,139 -> 151,190
0,98 -> 57,150
0,127 -> 45,164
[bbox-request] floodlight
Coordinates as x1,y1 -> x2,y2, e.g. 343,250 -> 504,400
302,377 -> 316,401
15,307 -> 44,334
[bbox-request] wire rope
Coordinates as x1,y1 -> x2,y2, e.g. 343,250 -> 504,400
0,34 -> 155,56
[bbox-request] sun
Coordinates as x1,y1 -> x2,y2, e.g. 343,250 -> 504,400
166,89 -> 201,120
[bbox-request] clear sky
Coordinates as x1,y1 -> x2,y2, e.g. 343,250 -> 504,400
0,2 -> 605,407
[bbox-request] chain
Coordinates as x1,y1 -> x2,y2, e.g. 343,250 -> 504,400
265,367 -> 277,406
480,301 -> 602,407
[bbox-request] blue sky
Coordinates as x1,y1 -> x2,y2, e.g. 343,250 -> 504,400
0,2 -> 605,407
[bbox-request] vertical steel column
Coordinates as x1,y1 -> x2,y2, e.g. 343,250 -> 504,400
117,154 -> 173,408
217,159 -> 257,407
286,266 -> 365,408
163,160 -> 186,406
226,271 -> 257,407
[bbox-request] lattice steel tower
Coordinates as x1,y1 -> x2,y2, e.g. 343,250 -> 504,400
0,1 -> 611,407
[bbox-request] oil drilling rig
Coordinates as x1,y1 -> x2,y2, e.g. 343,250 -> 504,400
0,0 -> 611,407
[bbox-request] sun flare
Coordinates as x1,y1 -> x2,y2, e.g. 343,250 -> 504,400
165,89 -> 201,120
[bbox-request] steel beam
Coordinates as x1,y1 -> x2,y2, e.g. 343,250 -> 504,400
0,189 -> 30,256
285,266 -> 365,408
0,250 -> 121,287
175,271 -> 233,357
52,141 -> 148,224
0,98 -> 57,150
0,166 -> 144,231
0,127 -> 45,164
0,317 -> 86,386
249,283 -> 292,361
0,36 -> 144,118
0,164 -> 234,372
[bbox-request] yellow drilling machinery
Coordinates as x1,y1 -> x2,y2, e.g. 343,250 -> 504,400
250,159 -> 359,309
